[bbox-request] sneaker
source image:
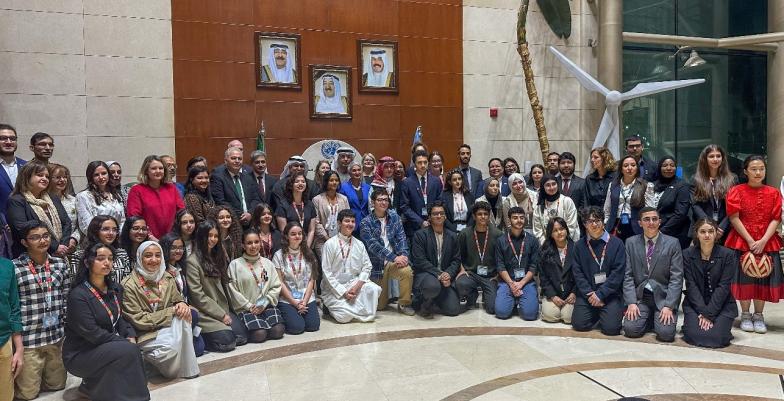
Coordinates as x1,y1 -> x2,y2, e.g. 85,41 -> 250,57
740,312 -> 754,332
397,304 -> 416,316
752,313 -> 767,334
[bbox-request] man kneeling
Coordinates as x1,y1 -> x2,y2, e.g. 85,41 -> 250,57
321,210 -> 382,323
622,207 -> 683,342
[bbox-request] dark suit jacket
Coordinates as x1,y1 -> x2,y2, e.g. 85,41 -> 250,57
656,181 -> 692,248
682,245 -> 738,320
0,157 -> 26,218
411,227 -> 461,279
539,240 -> 576,299
556,175 -> 586,212
638,156 -> 657,182
254,172 -> 278,206
210,164 -> 262,218
440,190 -> 474,233
6,193 -> 72,258
400,173 -> 443,237
623,233 -> 684,310
460,166 -> 484,198
583,170 -> 615,209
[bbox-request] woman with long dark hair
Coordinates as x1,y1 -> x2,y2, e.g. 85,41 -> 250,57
208,206 -> 243,261
441,168 -> 474,233
70,215 -> 132,282
646,156 -> 692,248
183,165 -> 215,225
185,220 -> 247,352
691,144 -> 737,243
273,222 -> 320,334
539,217 -> 576,324
251,202 -> 281,259
526,163 -> 545,197
120,216 -> 149,268
76,161 -> 125,237
312,170 -> 350,254
276,172 -> 317,248
62,243 -> 149,401
603,154 -> 648,241
172,208 -> 196,255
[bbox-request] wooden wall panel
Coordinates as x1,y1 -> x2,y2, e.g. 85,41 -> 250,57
172,0 -> 463,177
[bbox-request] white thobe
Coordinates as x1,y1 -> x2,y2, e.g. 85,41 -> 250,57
320,233 -> 381,323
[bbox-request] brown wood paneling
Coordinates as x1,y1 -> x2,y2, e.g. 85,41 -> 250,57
173,0 -> 463,175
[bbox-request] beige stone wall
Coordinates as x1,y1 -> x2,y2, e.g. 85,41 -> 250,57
462,0 -> 601,176
0,0 -> 173,185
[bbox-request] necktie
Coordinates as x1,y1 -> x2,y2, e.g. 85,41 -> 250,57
420,176 -> 426,195
562,178 -> 570,195
646,239 -> 654,271
462,168 -> 471,191
258,175 -> 265,199
233,175 -> 246,212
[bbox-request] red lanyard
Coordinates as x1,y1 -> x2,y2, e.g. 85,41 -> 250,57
339,236 -> 352,261
559,244 -> 568,265
245,259 -> 266,287
27,260 -> 52,298
287,252 -> 303,279
136,273 -> 163,306
474,230 -> 488,263
586,238 -> 608,268
84,282 -> 120,324
292,202 -> 304,225
507,233 -> 526,269
419,175 -> 428,199
260,233 -> 272,259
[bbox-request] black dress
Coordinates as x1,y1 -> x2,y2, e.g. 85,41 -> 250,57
582,170 -> 615,209
62,282 -> 149,401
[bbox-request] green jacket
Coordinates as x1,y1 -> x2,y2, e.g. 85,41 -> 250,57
0,258 -> 22,347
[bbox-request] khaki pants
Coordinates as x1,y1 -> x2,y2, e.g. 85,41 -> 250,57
372,263 -> 413,310
541,298 -> 574,324
15,341 -> 66,400
0,340 -> 13,401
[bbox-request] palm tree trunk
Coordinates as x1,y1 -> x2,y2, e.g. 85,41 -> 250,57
517,0 -> 549,163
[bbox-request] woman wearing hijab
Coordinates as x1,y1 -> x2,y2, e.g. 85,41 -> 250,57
476,177 -> 504,230
501,172 -> 534,230
532,175 -> 579,244
646,156 -> 692,249
121,241 -> 199,379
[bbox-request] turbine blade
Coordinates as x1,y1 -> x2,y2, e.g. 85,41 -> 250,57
621,79 -> 705,101
583,108 -> 616,174
548,46 -> 610,96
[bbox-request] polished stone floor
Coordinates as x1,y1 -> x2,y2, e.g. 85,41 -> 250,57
40,301 -> 784,400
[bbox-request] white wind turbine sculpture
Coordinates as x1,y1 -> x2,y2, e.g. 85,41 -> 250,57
547,46 -> 705,174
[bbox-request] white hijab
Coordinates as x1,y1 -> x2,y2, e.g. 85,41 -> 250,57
135,241 -> 166,282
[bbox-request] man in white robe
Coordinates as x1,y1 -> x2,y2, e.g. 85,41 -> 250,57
330,146 -> 355,182
261,43 -> 296,83
321,210 -> 381,323
314,74 -> 348,114
362,48 -> 395,88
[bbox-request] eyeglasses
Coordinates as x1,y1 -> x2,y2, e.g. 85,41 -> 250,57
131,226 -> 149,232
627,144 -> 643,149
641,217 -> 660,223
585,218 -> 602,226
26,233 -> 51,242
375,198 -> 390,203
100,227 -> 119,233
430,211 -> 446,217
170,246 -> 185,252
0,136 -> 17,142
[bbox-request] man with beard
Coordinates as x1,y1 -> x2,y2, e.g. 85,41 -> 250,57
362,49 -> 395,88
457,144 -> 483,198
555,152 -> 586,211
29,133 -> 54,164
314,74 -> 348,114
330,147 -> 355,183
261,43 -> 297,84
545,152 -> 560,177
0,124 -> 25,219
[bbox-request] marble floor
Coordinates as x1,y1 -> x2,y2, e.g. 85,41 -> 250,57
39,301 -> 784,401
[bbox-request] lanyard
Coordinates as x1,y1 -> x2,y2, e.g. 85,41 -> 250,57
546,198 -> 560,217
245,259 -> 267,287
287,252 -> 303,282
27,260 -> 53,307
379,215 -> 388,239
292,202 -> 305,226
419,175 -> 428,202
454,193 -> 465,215
586,238 -> 608,269
260,232 -> 273,259
136,273 -> 163,307
474,230 -> 488,264
339,236 -> 353,261
507,233 -> 526,269
559,244 -> 568,265
84,282 -> 119,325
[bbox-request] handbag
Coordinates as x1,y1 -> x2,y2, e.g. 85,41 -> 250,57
740,251 -> 773,279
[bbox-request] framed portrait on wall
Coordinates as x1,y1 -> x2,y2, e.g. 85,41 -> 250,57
358,40 -> 398,93
255,32 -> 302,89
309,65 -> 352,120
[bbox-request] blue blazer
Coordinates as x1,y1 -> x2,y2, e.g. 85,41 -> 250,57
339,181 -> 371,236
400,173 -> 443,237
0,157 -> 26,218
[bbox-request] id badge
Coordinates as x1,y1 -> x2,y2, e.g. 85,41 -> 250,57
477,265 -> 489,276
594,272 -> 607,284
421,207 -> 427,216
255,297 -> 269,309
513,268 -> 525,280
42,312 -> 58,328
291,290 -> 303,300
620,213 -> 630,225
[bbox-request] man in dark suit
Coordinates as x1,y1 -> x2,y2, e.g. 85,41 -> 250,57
400,150 -> 443,238
250,150 -> 278,206
625,135 -> 656,182
458,144 -> 483,198
0,124 -> 26,218
210,146 -> 261,227
622,207 -> 684,342
411,201 -> 462,318
555,152 -> 586,212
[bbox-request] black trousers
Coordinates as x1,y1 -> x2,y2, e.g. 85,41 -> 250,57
414,273 -> 462,316
571,296 -> 623,336
202,312 -> 247,352
682,308 -> 734,348
63,340 -> 150,401
455,272 -> 497,314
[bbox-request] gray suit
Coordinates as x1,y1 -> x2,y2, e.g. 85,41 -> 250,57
622,232 -> 684,342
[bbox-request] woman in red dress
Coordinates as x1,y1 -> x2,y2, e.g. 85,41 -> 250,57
725,155 -> 784,334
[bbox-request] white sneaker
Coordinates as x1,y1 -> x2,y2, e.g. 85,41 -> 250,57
752,313 -> 767,334
740,312 -> 754,332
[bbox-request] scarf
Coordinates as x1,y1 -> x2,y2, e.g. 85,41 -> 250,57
23,191 -> 63,241
135,241 -> 167,282
371,156 -> 395,188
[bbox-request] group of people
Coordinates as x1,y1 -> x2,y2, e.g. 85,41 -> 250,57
0,121 -> 782,401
